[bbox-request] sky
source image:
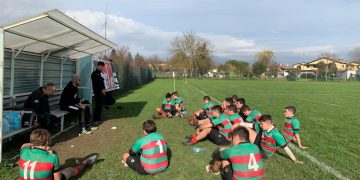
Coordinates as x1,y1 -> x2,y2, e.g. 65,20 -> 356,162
1,0 -> 360,64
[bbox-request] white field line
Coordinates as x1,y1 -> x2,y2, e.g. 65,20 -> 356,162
295,97 -> 341,107
184,82 -> 349,180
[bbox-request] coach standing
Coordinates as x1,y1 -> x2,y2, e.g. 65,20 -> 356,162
91,61 -> 106,122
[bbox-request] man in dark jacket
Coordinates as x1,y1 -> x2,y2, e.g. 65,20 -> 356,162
23,83 -> 57,129
91,61 -> 106,122
60,75 -> 97,134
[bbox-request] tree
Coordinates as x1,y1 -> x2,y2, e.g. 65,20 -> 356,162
134,53 -> 147,68
224,60 -> 249,77
317,52 -> 338,60
169,32 -> 213,77
349,47 -> 360,63
252,50 -> 276,77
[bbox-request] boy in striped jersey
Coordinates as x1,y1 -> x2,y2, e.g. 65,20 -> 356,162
172,92 -> 187,118
247,115 -> 303,163
18,129 -> 98,180
241,105 -> 262,134
207,126 -> 264,180
183,105 -> 232,146
282,106 -> 307,149
189,96 -> 214,126
227,105 -> 243,131
153,93 -> 175,119
235,98 -> 247,120
222,97 -> 233,115
122,120 -> 168,175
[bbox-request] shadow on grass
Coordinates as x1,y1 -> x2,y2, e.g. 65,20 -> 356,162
58,153 -> 105,180
104,101 -> 147,119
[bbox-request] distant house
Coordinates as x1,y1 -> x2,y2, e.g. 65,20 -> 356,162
293,57 -> 360,71
292,57 -> 360,79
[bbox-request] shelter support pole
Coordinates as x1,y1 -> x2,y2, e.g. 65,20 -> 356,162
0,29 -> 5,162
60,59 -> 64,89
10,47 -> 25,98
40,52 -> 51,86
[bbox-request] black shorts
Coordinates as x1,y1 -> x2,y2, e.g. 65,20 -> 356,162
254,132 -> 268,159
60,173 -> 67,180
207,128 -> 231,145
126,156 -> 149,175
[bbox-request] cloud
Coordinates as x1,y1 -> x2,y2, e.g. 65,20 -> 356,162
65,10 -> 257,58
0,0 -> 58,24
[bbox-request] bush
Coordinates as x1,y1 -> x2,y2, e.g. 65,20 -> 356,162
286,72 -> 297,81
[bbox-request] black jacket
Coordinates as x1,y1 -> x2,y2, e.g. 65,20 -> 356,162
59,81 -> 80,110
23,87 -> 50,114
91,69 -> 105,95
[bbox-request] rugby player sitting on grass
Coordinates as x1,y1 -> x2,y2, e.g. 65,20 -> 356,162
241,105 -> 262,134
246,115 -> 303,163
18,129 -> 98,180
227,105 -> 244,131
231,95 -> 238,104
234,98 -> 247,120
206,126 -> 264,180
172,91 -> 187,118
122,120 -> 168,175
282,106 -> 307,149
153,93 -> 174,119
183,105 -> 232,146
221,97 -> 233,115
189,96 -> 214,126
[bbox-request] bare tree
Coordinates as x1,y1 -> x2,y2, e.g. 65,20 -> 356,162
169,32 -> 213,77
252,50 -> 276,77
349,47 -> 360,63
317,52 -> 338,60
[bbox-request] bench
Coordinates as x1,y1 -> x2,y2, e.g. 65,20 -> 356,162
2,90 -> 72,140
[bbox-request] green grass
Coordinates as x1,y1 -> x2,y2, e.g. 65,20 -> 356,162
1,79 -> 359,179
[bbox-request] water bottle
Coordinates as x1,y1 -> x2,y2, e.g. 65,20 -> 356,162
192,147 -> 206,153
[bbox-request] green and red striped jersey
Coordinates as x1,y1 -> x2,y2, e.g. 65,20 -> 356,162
282,116 -> 300,142
132,132 -> 168,174
261,126 -> 287,157
202,101 -> 214,118
245,109 -> 262,133
174,97 -> 187,114
18,147 -> 59,180
228,113 -> 243,125
221,142 -> 264,180
211,114 -> 233,140
162,98 -> 174,111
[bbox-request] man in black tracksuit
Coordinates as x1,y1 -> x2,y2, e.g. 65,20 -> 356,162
60,75 -> 94,134
23,83 -> 57,129
91,61 -> 106,122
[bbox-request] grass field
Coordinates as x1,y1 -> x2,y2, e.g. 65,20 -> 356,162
1,79 -> 360,179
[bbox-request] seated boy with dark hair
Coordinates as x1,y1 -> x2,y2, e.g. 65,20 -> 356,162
122,120 -> 168,175
235,98 -> 247,120
183,105 -> 232,146
172,91 -> 187,118
227,105 -> 244,131
282,106 -> 307,149
231,95 -> 238,104
246,115 -> 303,163
241,105 -> 262,134
206,126 -> 264,180
18,129 -> 98,180
222,97 -> 233,115
189,96 -> 214,126
153,93 -> 175,119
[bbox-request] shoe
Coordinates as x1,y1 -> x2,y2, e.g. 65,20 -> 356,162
82,129 -> 92,135
83,154 -> 99,166
89,126 -> 98,131
182,141 -> 194,146
206,165 -> 220,175
121,160 -> 128,167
